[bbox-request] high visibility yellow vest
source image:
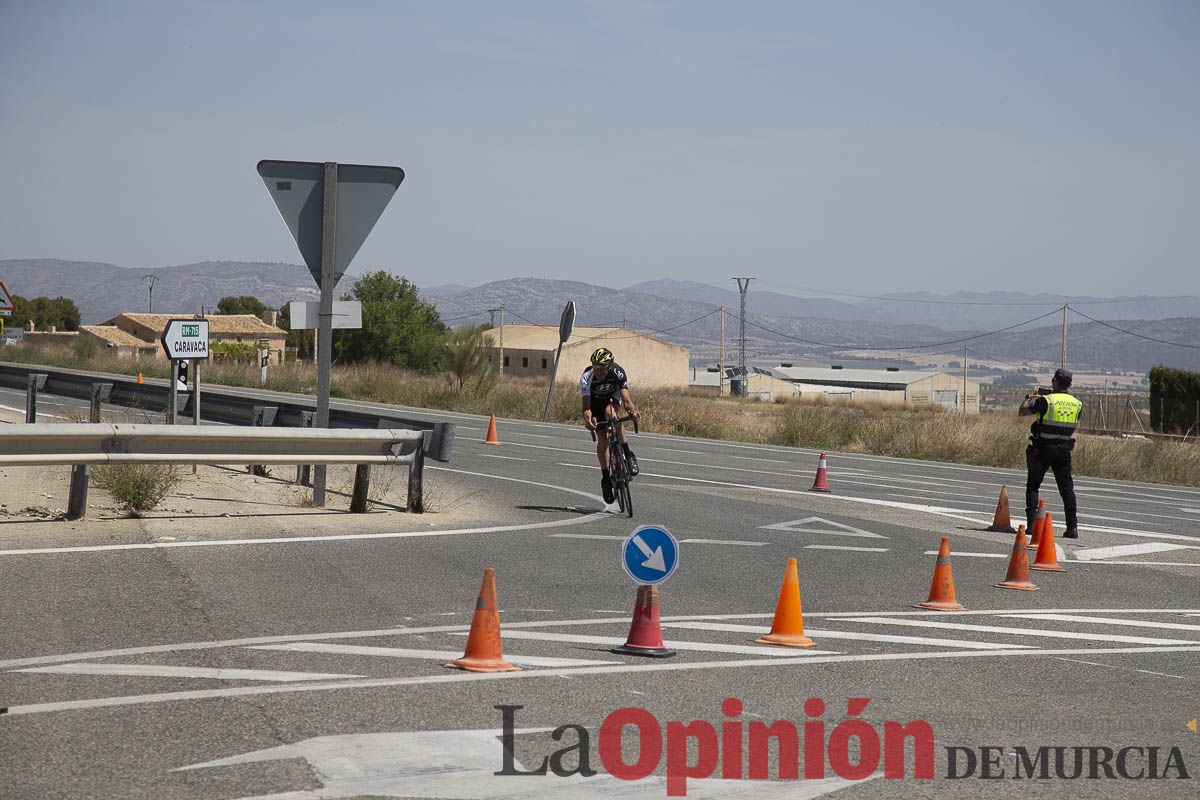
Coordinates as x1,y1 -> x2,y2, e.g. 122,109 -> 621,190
1036,392 -> 1082,443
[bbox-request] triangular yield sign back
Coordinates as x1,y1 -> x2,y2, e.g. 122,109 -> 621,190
759,516 -> 886,539
257,160 -> 404,285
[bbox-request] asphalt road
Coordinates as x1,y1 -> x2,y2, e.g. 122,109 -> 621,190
1,388 -> 1198,799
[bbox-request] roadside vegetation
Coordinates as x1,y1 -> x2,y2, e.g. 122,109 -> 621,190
5,344 -> 1199,487
92,463 -> 183,515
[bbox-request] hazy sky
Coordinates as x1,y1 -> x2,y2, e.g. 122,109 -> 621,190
2,1 -> 1197,296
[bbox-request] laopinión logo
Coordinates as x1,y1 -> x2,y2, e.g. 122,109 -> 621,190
495,701 -> 1192,796
496,698 -> 935,796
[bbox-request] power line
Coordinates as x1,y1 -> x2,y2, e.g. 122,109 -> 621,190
737,307 -> 1064,351
1067,308 -> 1200,350
751,279 -> 1198,307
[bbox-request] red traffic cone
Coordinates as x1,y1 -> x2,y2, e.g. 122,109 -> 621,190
755,557 -> 815,648
986,485 -> 1017,533
444,568 -> 519,673
483,413 -> 500,445
810,452 -> 831,493
612,585 -> 675,658
915,537 -> 966,611
1029,500 -> 1047,548
996,525 -> 1038,591
1030,511 -> 1066,572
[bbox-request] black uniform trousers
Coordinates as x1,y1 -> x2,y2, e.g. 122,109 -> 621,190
1025,441 -> 1078,531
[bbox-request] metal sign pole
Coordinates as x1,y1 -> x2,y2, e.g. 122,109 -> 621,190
192,359 -> 201,474
312,161 -> 338,507
542,341 -> 565,422
167,360 -> 178,424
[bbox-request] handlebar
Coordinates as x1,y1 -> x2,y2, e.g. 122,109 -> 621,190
590,414 -> 639,441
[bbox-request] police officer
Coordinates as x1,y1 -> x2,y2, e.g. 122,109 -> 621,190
1019,368 -> 1083,539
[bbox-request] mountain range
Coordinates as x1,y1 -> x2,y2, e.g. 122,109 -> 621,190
3,260 -> 1196,373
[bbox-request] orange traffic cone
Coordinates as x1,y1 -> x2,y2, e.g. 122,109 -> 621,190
1029,500 -> 1046,548
483,413 -> 500,445
612,584 -> 675,657
915,537 -> 966,611
445,568 -> 520,673
1030,511 -> 1066,572
755,557 -> 815,648
810,453 -> 831,493
996,525 -> 1038,591
986,485 -> 1017,533
137,372 -> 143,384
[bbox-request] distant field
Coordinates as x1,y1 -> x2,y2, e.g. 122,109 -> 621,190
6,345 -> 1198,488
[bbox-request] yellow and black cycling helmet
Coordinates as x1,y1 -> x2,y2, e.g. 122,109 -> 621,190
590,347 -> 614,366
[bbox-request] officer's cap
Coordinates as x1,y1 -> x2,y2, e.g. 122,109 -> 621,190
1053,368 -> 1073,387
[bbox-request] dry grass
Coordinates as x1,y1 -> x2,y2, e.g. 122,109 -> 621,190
7,345 -> 1198,487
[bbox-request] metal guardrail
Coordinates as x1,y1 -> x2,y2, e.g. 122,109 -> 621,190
0,424 -> 429,519
0,362 -> 455,462
0,424 -> 424,466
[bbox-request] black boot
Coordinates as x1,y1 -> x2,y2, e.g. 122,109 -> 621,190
1063,526 -> 1078,539
601,475 -> 615,504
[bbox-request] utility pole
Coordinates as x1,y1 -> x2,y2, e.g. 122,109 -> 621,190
962,342 -> 968,414
718,306 -> 726,394
141,275 -> 159,313
733,277 -> 753,396
498,305 -> 505,376
1061,304 -> 1068,369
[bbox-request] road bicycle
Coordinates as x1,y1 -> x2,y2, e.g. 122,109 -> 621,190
592,413 -> 638,517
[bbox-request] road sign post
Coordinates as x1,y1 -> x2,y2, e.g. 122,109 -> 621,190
161,319 -> 208,426
621,525 -> 680,585
258,160 -> 404,506
541,301 -> 576,422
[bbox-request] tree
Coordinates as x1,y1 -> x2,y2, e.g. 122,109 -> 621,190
443,324 -> 497,393
10,295 -> 81,331
217,295 -> 268,317
333,272 -> 447,370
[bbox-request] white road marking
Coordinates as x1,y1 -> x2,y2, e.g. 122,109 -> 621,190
1183,508 -> 1200,514
680,538 -> 768,546
470,629 -> 838,656
7,608 -> 1198,672
1001,614 -> 1200,633
843,617 -> 1200,646
8,644 -> 1200,717
804,544 -> 890,553
924,550 -> 1200,567
662,621 -> 1032,650
13,663 -> 362,682
548,533 -> 625,541
1054,658 -> 1190,680
760,516 -> 885,539
0,402 -> 68,420
476,453 -> 530,461
248,642 -> 616,667
0,469 -> 608,556
1073,542 -> 1196,561
177,728 -> 870,799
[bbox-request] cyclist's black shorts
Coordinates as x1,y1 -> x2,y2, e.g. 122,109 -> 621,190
590,397 -> 622,424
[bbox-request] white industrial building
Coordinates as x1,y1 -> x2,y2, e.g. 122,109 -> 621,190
771,365 -> 981,413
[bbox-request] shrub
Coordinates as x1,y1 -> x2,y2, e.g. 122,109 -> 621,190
92,463 -> 183,514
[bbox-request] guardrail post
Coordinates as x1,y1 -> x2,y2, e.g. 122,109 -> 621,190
249,406 -> 278,476
25,373 -> 48,422
350,465 -> 371,513
296,411 -> 314,487
407,434 -> 426,513
67,464 -> 89,520
90,383 -> 114,423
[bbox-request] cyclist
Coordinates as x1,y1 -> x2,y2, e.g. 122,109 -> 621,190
581,347 -> 640,504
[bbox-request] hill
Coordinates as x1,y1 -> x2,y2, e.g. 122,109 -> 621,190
0,259 -> 318,324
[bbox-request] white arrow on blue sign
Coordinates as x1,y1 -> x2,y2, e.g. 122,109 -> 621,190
621,525 -> 679,585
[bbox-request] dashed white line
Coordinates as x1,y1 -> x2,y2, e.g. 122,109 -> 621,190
804,544 -> 890,553
248,642 -> 615,667
14,663 -> 362,682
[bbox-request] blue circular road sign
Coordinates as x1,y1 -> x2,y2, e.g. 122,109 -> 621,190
621,525 -> 680,585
